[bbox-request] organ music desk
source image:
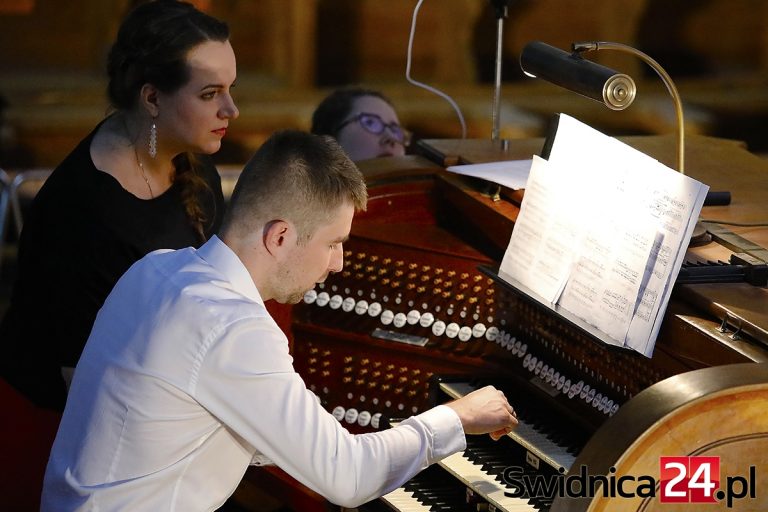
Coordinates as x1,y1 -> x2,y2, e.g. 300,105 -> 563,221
241,135 -> 768,511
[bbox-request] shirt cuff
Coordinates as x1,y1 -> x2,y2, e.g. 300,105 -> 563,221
414,404 -> 466,462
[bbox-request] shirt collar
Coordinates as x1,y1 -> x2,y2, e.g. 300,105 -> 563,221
197,235 -> 263,305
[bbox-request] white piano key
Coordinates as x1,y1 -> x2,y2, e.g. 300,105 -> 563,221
380,487 -> 432,511
438,451 -> 537,512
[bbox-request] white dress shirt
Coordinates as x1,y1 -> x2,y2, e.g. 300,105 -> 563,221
42,235 -> 466,511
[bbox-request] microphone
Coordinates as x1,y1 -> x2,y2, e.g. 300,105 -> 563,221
519,41 -> 636,111
489,0 -> 510,18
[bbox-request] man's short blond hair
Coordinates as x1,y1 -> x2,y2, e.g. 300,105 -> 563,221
221,130 -> 367,243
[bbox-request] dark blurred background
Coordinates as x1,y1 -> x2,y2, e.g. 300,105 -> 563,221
2,0 -> 768,170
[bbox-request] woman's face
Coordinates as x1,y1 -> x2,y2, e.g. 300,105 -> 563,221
335,95 -> 406,161
155,40 -> 239,157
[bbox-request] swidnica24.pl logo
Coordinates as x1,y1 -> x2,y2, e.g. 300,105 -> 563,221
502,456 -> 757,508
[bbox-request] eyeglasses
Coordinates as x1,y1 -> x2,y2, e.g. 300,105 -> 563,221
335,112 -> 411,146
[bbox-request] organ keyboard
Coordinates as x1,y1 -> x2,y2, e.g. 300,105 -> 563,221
377,451 -> 546,512
439,381 -> 577,472
370,361 -> 768,512
374,417 -> 553,512
243,137 -> 768,511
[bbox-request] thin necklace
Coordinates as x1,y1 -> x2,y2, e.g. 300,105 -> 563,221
133,146 -> 154,199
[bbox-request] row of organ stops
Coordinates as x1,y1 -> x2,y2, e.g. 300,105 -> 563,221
302,249 -> 501,352
492,329 -> 622,416
301,343 -> 437,429
493,293 -> 642,406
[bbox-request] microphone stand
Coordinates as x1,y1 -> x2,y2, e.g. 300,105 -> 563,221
490,0 -> 510,143
487,0 -> 511,201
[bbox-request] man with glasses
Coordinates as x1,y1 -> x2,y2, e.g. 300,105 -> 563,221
312,87 -> 410,161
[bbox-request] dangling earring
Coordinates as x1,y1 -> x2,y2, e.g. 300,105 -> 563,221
149,119 -> 157,159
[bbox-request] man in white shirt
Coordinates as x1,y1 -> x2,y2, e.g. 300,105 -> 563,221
42,130 -> 518,511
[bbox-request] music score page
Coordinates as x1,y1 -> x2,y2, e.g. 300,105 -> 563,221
499,114 -> 708,356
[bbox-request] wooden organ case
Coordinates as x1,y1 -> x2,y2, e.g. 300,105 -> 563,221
266,136 -> 768,511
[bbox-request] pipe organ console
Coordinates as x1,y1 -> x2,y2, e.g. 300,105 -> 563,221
259,137 -> 768,511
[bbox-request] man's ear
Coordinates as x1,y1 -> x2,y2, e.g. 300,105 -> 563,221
262,220 -> 294,257
140,83 -> 160,118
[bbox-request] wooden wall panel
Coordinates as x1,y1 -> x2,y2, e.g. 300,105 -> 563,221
0,0 -> 127,72
3,0 -> 768,167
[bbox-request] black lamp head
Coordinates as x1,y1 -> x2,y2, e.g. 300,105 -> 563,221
520,41 -> 636,111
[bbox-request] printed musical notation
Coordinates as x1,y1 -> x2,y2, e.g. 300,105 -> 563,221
499,114 -> 709,356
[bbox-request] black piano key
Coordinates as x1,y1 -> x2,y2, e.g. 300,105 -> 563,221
399,464 -> 475,511
466,437 -> 559,501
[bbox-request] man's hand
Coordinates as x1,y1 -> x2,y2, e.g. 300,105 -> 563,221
444,385 -> 518,441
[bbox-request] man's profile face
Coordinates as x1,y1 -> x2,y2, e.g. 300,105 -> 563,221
272,202 -> 354,304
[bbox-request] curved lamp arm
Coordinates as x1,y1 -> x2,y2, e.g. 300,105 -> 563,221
572,41 -> 685,175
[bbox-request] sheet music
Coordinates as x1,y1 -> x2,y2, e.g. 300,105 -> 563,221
446,159 -> 532,190
499,156 -> 577,302
499,114 -> 708,356
558,215 -> 658,346
622,162 -> 708,355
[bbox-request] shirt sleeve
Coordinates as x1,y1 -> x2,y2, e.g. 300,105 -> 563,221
193,315 -> 466,508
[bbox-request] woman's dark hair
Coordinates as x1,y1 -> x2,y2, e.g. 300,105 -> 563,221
107,0 -> 229,109
311,87 -> 395,139
107,0 -> 230,241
